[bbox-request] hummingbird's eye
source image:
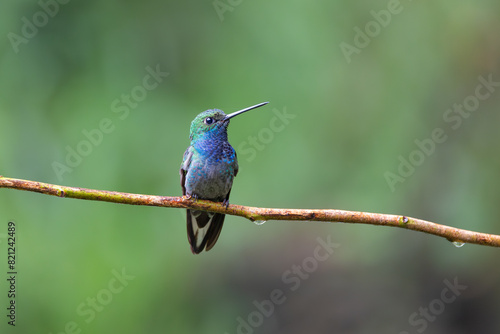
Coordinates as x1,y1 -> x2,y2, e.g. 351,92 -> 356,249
204,117 -> 214,125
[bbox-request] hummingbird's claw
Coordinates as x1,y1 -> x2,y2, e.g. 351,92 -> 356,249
222,199 -> 230,209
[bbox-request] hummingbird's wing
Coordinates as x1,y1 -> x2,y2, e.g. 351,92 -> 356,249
180,147 -> 193,195
233,150 -> 239,177
180,145 -> 221,253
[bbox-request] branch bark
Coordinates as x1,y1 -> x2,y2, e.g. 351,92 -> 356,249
1,176 -> 499,247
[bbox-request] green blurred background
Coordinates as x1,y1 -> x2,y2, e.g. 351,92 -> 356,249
1,0 -> 500,333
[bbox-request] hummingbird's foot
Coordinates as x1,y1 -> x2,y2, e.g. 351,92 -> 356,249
222,199 -> 230,209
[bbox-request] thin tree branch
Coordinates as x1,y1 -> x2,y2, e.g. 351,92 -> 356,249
1,176 -> 499,247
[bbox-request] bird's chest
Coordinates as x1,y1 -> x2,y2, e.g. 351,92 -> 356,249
186,142 -> 236,200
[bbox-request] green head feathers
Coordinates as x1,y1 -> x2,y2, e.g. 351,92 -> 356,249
189,109 -> 228,141
188,102 -> 269,142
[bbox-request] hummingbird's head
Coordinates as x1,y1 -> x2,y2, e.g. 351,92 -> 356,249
189,109 -> 229,141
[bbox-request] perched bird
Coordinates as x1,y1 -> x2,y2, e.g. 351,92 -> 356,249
180,102 -> 269,254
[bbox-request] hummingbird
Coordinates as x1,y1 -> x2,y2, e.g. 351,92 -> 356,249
180,102 -> 269,254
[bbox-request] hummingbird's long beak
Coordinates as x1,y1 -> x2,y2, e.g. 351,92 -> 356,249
223,102 -> 269,121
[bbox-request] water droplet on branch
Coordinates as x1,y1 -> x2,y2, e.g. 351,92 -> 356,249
452,241 -> 465,248
254,220 -> 267,226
